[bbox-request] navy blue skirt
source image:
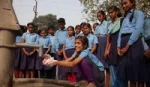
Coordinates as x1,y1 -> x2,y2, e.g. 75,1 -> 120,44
107,32 -> 119,65
64,48 -> 77,73
145,40 -> 150,82
35,48 -> 52,70
20,48 -> 37,70
56,45 -> 66,80
117,35 -> 145,81
97,36 -> 109,69
14,47 -> 22,68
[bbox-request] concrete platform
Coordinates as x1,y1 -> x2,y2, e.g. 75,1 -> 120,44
13,78 -> 83,87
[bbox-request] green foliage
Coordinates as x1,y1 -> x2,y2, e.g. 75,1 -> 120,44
80,0 -> 150,22
33,14 -> 58,31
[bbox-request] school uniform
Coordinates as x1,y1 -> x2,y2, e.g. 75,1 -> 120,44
143,16 -> 150,86
14,36 -> 22,69
35,36 -> 51,70
75,33 -> 84,37
47,34 -> 57,79
85,33 -> 98,55
117,9 -> 145,82
72,49 -> 105,87
20,30 -> 38,70
55,28 -> 68,80
106,18 -> 122,87
95,20 -> 109,68
64,36 -> 78,82
55,28 -> 68,60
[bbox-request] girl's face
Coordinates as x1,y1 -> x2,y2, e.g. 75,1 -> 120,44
122,0 -> 134,12
97,12 -> 104,22
40,30 -> 47,37
68,28 -> 74,36
75,27 -> 81,34
48,28 -> 54,35
75,39 -> 84,52
28,25 -> 33,33
59,23 -> 65,29
109,9 -> 118,20
93,24 -> 97,31
83,25 -> 90,35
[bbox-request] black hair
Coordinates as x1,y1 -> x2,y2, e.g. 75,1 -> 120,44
27,22 -> 34,27
83,23 -> 94,34
97,10 -> 107,20
74,36 -> 89,59
123,0 -> 135,22
93,23 -> 99,26
75,25 -> 81,29
58,18 -> 66,24
80,22 -> 86,27
108,6 -> 122,17
38,27 -> 48,36
48,25 -> 55,30
67,26 -> 75,36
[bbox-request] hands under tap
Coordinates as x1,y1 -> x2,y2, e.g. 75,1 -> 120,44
42,54 -> 57,67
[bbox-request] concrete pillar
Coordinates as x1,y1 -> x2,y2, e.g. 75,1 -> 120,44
0,0 -> 19,86
0,30 -> 15,87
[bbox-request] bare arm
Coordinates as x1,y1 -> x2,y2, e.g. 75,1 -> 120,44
62,45 -> 68,59
45,47 -> 51,54
90,44 -> 97,53
55,57 -> 82,68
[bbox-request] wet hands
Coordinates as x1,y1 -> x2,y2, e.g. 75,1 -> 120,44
42,54 -> 57,66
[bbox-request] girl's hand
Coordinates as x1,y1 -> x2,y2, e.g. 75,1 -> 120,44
25,52 -> 30,56
43,54 -> 51,59
120,45 -> 130,56
35,48 -> 39,52
117,47 -> 122,56
104,44 -> 111,58
144,49 -> 150,58
29,49 -> 36,55
104,49 -> 109,58
42,57 -> 57,66
57,51 -> 61,56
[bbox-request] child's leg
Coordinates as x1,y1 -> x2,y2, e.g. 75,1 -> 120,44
72,72 -> 77,82
80,59 -> 95,86
138,82 -> 144,87
25,70 -> 30,78
30,70 -> 34,78
105,69 -> 110,87
18,70 -> 23,78
77,63 -> 87,81
130,81 -> 136,87
67,72 -> 72,82
14,68 -> 19,78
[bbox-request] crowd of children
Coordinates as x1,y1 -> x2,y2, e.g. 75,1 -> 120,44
14,0 -> 150,87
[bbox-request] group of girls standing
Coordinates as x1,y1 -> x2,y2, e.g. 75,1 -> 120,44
14,23 -> 56,79
14,0 -> 150,87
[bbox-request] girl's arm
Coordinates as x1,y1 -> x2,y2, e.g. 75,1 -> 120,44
45,47 -> 51,54
91,35 -> 98,53
62,45 -> 68,60
90,44 -> 97,53
104,34 -> 110,58
21,38 -> 30,56
55,57 -> 82,67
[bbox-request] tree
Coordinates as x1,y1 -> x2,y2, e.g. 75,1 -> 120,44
79,0 -> 150,22
33,14 -> 58,31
